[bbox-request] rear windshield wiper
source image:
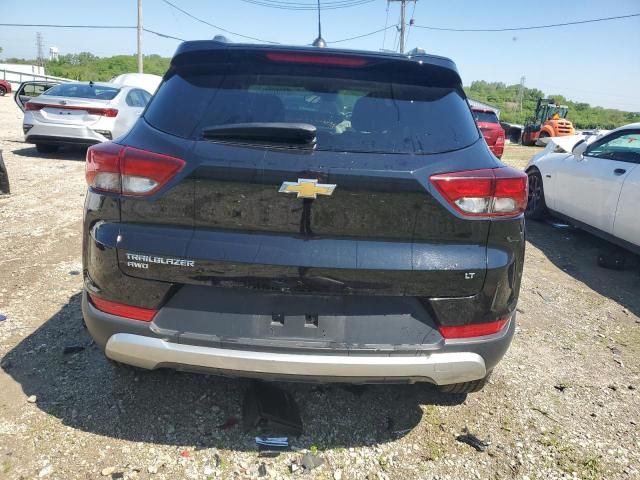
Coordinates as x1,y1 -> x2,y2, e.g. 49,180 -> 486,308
202,123 -> 317,146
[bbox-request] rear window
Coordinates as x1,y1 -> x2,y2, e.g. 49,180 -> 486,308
145,64 -> 479,154
472,110 -> 499,124
43,83 -> 120,100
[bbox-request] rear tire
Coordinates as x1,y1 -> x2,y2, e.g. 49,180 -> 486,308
438,375 -> 490,394
525,168 -> 547,220
539,131 -> 550,139
0,86 -> 6,96
36,144 -> 59,154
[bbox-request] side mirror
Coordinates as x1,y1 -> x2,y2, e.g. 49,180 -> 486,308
572,140 -> 588,160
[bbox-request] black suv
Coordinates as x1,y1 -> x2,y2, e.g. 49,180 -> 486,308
82,41 -> 526,393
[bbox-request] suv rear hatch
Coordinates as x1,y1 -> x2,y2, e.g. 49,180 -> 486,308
109,46 -> 506,299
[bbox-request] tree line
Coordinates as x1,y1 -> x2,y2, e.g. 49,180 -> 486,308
465,80 -> 639,130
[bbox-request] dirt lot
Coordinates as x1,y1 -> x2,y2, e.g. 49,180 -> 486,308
0,94 -> 639,480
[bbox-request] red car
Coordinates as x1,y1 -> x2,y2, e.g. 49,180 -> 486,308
472,108 -> 505,158
0,80 -> 12,96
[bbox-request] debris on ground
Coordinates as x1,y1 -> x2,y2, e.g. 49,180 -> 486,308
100,466 -> 116,476
255,436 -> 289,451
242,381 -> 303,436
300,452 -> 325,472
0,313 -> 6,322
554,383 -> 569,392
26,394 -> 37,403
456,430 -> 491,452
62,345 -> 85,355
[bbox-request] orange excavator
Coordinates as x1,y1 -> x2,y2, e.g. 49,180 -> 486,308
521,98 -> 575,145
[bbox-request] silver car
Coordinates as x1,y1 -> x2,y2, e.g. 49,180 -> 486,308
14,81 -> 153,153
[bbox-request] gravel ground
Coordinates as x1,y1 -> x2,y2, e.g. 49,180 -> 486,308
0,94 -> 639,480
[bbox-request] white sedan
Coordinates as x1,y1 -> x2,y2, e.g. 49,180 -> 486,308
14,81 -> 154,153
525,123 -> 640,255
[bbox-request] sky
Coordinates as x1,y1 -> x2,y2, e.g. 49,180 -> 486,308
1,0 -> 639,111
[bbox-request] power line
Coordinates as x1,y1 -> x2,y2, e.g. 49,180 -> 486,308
413,12 -> 640,32
143,28 -> 185,42
404,0 -> 417,46
327,25 -> 397,44
0,23 -> 135,29
0,23 -> 186,41
381,1 -> 390,50
238,0 -> 374,10
160,0 -> 279,43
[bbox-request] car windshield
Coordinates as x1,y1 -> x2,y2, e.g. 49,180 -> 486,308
145,65 -> 479,154
472,111 -> 499,124
43,83 -> 120,100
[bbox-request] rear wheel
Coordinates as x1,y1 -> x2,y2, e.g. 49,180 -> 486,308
36,144 -> 59,154
438,375 -> 490,394
525,168 -> 547,220
0,86 -> 6,96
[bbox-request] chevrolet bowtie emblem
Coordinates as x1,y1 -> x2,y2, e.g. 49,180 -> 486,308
278,178 -> 336,199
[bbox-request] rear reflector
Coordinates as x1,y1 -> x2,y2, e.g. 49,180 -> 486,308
438,318 -> 509,339
266,52 -> 368,67
25,102 -> 118,117
430,167 -> 527,217
86,142 -> 185,196
88,294 -> 158,322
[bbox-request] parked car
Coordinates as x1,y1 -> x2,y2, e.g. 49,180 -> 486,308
472,108 -> 505,158
526,123 -> 640,254
82,41 -> 528,393
110,73 -> 162,94
0,79 -> 12,96
14,81 -> 153,153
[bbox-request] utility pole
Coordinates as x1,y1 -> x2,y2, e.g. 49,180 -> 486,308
137,0 -> 143,73
36,32 -> 45,69
389,0 -> 416,54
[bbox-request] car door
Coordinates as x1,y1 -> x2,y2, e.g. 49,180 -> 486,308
553,130 -> 639,235
13,81 -> 61,111
610,131 -> 640,248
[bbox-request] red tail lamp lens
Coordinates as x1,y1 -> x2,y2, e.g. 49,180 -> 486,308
85,143 -> 185,196
430,167 -> 528,217
438,318 -> 509,339
89,294 -> 158,322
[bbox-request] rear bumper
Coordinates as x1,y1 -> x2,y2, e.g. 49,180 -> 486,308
24,121 -> 110,145
105,333 -> 487,384
82,290 -> 516,384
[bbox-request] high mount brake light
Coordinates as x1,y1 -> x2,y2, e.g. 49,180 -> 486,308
85,143 -> 185,196
430,167 -> 527,218
25,102 -> 118,117
438,317 -> 509,339
88,293 -> 157,322
266,52 -> 369,67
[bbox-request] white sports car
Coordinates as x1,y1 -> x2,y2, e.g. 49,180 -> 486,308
525,123 -> 640,255
14,81 -> 154,153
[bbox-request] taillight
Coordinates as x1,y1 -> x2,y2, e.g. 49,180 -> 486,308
88,293 -> 157,322
266,52 -> 368,67
25,101 -> 44,111
438,317 -> 509,339
24,102 -> 118,117
85,142 -> 185,196
495,135 -> 505,145
430,167 -> 527,217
